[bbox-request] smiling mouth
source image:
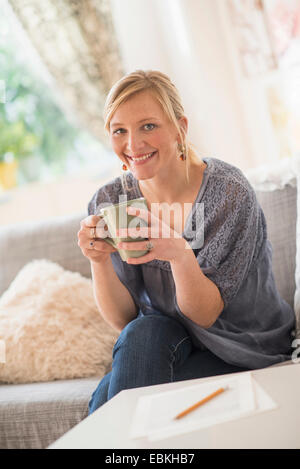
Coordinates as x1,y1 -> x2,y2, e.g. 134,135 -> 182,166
125,151 -> 157,164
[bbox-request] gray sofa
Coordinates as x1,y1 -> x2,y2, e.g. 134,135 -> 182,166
0,178 -> 297,449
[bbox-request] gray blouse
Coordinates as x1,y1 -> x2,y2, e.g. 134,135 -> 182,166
88,157 -> 295,369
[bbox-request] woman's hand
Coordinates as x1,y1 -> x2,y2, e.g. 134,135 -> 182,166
77,215 -> 117,264
116,206 -> 189,264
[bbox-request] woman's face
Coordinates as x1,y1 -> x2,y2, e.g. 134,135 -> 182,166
109,90 -> 187,181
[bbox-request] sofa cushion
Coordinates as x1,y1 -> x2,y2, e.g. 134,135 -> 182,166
293,158 -> 300,338
0,212 -> 91,297
0,377 -> 99,449
255,183 -> 297,310
0,259 -> 118,384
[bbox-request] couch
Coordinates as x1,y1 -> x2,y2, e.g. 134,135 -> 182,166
0,172 -> 297,449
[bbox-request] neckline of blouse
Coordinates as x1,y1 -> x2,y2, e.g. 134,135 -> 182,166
130,156 -> 212,238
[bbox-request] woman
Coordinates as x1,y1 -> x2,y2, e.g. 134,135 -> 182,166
77,70 -> 295,414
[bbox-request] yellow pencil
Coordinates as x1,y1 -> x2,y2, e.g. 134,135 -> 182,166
174,386 -> 228,420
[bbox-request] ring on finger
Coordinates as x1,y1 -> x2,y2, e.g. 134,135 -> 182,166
90,227 -> 96,239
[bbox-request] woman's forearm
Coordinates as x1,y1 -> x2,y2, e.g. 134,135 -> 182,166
90,258 -> 138,332
170,242 -> 224,328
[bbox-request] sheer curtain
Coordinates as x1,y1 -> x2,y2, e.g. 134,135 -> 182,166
8,0 -> 124,145
110,0 -> 258,170
110,0 -> 295,171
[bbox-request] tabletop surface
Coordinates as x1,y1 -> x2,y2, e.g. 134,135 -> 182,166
49,362 -> 300,449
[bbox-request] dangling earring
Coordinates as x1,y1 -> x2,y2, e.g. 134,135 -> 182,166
122,163 -> 128,171
178,143 -> 186,161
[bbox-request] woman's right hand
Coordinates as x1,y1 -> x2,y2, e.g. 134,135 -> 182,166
77,215 -> 117,264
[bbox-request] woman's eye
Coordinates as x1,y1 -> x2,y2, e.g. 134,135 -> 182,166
113,128 -> 125,135
143,123 -> 156,131
112,123 -> 156,135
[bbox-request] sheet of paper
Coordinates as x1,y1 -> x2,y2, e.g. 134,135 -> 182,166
130,372 -> 276,442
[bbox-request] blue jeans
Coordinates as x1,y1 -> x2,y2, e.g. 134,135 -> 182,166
88,311 -> 249,414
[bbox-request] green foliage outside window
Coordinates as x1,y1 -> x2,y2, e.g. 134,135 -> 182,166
0,42 -> 104,184
0,120 -> 38,163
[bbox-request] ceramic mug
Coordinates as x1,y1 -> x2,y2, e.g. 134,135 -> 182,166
97,197 -> 149,261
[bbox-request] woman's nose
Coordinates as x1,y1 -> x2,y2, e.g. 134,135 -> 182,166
125,131 -> 144,155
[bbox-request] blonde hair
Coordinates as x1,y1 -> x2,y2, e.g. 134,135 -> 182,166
103,69 -> 200,184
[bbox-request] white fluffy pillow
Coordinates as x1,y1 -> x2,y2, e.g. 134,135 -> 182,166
0,259 -> 119,384
245,156 -> 297,191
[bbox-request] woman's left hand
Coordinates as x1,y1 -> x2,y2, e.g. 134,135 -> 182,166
116,206 -> 189,264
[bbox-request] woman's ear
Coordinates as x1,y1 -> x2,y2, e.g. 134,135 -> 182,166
177,116 -> 188,142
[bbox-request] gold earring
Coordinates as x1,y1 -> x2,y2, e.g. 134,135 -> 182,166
178,143 -> 186,161
122,163 -> 128,171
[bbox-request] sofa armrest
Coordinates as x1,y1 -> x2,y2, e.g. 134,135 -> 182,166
0,212 -> 91,297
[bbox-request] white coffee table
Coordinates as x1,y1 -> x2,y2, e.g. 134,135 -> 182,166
49,362 -> 300,449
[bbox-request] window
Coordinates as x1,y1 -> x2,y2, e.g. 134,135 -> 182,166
0,1 -> 118,190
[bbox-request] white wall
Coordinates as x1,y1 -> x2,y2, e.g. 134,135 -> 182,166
110,0 -> 278,171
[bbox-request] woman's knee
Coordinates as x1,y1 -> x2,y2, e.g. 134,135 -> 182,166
113,314 -> 190,359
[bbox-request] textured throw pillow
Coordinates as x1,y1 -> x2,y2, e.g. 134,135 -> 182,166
0,259 -> 119,383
